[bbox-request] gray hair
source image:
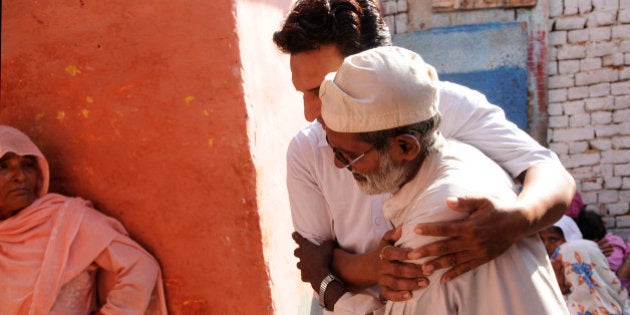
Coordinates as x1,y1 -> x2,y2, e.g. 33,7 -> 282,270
357,114 -> 441,156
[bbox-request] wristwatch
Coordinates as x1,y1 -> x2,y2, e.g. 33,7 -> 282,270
318,274 -> 343,311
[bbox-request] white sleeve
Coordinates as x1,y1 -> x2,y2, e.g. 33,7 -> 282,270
286,133 -> 335,245
94,239 -> 160,315
437,82 -> 560,178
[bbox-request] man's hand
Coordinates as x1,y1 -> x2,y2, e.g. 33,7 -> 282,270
292,232 -> 336,292
597,238 -> 614,257
408,196 -> 526,282
376,227 -> 429,301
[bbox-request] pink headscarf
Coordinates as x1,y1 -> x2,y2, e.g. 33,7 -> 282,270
565,191 -> 584,219
0,125 -> 167,314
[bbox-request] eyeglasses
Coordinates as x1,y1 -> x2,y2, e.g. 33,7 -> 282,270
326,136 -> 374,170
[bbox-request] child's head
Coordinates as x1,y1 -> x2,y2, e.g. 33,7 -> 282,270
539,215 -> 583,255
539,226 -> 566,256
576,210 -> 607,241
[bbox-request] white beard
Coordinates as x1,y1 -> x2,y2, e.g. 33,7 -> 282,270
353,151 -> 411,195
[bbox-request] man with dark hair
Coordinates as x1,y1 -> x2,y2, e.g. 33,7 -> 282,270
274,0 -> 576,313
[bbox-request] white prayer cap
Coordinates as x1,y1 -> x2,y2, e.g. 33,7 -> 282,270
320,46 -> 440,133
554,215 -> 583,242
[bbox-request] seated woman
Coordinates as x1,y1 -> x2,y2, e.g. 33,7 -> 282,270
0,125 -> 167,314
539,215 -> 629,315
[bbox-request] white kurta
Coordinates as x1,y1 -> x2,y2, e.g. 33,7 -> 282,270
382,137 -> 568,315
286,81 -> 562,314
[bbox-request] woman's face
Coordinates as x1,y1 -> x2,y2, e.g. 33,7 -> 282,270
539,228 -> 566,256
0,153 -> 40,220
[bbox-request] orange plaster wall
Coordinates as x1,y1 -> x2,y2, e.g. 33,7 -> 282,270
1,1 -> 271,314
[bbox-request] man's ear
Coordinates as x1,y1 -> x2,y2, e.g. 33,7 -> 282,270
391,134 -> 421,161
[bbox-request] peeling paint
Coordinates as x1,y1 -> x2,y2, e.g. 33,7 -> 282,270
208,138 -> 214,147
202,109 -> 209,116
35,112 -> 45,120
81,109 -> 89,118
184,96 -> 195,104
65,65 -> 81,76
85,96 -> 94,103
56,111 -> 66,121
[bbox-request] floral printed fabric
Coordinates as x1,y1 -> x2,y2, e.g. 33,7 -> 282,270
553,239 -> 630,315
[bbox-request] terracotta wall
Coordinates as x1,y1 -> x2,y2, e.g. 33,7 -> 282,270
0,0 -> 302,313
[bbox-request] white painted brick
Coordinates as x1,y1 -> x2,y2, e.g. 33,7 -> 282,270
572,166 -> 599,179
570,113 -> 592,126
556,17 -> 587,30
568,29 -> 590,43
613,25 -> 630,39
576,69 -> 619,85
616,95 -> 630,109
605,177 -> 623,189
586,96 -> 615,111
621,190 -> 630,201
558,45 -> 587,59
549,61 -> 558,75
581,190 -> 598,203
550,0 -> 564,17
590,83 -> 611,97
396,0 -> 407,12
622,0 -> 630,9
587,42 -> 619,57
570,140 -> 590,153
565,0 -> 579,14
549,46 -> 559,60
626,53 -> 630,65
600,190 -> 620,203
614,109 -> 630,124
578,0 -> 594,13
590,27 -> 612,41
559,60 -> 581,74
582,177 -> 604,190
381,1 -> 398,15
603,53 -> 625,67
621,67 -> 630,80
595,163 -> 615,177
554,127 -> 595,141
581,57 -> 602,71
624,177 -> 630,189
613,136 -> 630,148
595,124 -> 621,137
615,163 -> 630,176
612,81 -> 630,95
616,215 -> 630,227
549,88 -> 567,102
550,116 -> 569,127
549,31 -> 567,46
591,138 -> 613,150
609,202 -> 630,215
564,100 -> 587,114
622,40 -> 630,53
620,9 -> 630,23
603,149 -> 630,163
383,15 -> 395,35
569,86 -> 589,99
592,111 -> 613,124
549,74 -> 575,88
622,122 -> 630,135
593,0 -> 620,10
564,152 -> 600,167
549,142 -> 569,155
549,102 -> 565,115
395,13 -> 408,34
587,11 -> 617,27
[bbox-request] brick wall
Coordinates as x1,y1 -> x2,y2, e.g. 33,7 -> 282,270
548,0 -> 630,235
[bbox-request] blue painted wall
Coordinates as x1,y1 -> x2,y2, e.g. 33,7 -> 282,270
394,22 -> 529,130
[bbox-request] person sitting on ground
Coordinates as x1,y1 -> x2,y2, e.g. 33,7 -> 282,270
576,210 -> 627,272
539,215 -> 629,315
0,125 -> 168,314
319,46 -> 568,314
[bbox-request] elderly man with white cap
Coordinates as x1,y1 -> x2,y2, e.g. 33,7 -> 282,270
320,46 -> 569,314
